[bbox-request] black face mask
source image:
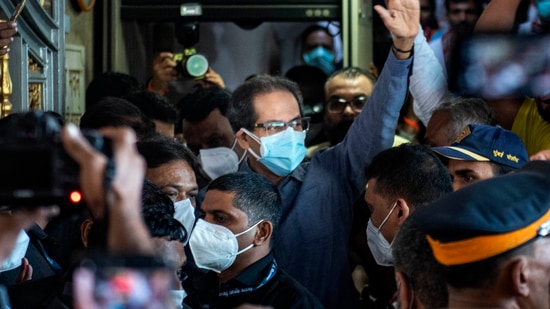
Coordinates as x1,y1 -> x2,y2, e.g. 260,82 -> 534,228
453,20 -> 476,35
324,118 -> 355,146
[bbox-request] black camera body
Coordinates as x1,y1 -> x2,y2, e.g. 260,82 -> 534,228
173,48 -> 209,80
0,111 -> 112,208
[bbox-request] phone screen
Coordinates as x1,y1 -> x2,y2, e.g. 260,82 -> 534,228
449,34 -> 550,99
73,256 -> 177,309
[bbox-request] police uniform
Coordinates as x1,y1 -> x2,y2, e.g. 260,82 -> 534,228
412,170 -> 550,267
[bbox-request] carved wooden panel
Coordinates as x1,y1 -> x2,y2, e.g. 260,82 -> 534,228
0,0 -> 66,115
64,44 -> 85,125
28,82 -> 42,111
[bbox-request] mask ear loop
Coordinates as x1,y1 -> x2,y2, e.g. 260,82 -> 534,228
377,201 -> 399,233
231,137 -> 248,164
239,128 -> 263,161
233,220 -> 264,255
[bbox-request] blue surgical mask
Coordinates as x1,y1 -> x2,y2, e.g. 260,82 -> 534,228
303,47 -> 335,75
241,127 -> 306,176
537,0 -> 550,21
366,202 -> 398,266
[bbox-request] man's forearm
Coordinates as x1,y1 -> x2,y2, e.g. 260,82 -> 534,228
410,28 -> 452,125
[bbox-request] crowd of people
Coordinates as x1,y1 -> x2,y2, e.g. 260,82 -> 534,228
0,0 -> 549,308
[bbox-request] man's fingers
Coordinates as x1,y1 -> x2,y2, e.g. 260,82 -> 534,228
61,124 -> 100,166
0,21 -> 16,31
97,127 -> 137,149
17,258 -> 33,283
374,4 -> 390,22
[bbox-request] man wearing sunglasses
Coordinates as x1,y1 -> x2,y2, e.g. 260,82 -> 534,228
322,67 -> 377,148
220,0 -> 420,307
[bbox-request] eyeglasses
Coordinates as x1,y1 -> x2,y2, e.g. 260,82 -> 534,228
326,96 -> 368,114
254,117 -> 310,135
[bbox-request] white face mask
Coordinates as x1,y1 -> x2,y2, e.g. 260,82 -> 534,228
199,140 -> 245,180
169,289 -> 187,309
366,202 -> 398,267
174,199 -> 195,245
189,219 -> 263,273
0,230 -> 29,272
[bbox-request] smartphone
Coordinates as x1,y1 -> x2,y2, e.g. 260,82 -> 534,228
10,0 -> 27,22
449,34 -> 550,99
73,255 -> 177,309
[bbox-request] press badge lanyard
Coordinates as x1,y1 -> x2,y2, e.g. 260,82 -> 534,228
218,260 -> 278,297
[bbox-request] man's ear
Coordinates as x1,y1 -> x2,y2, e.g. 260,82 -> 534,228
396,271 -> 414,309
253,221 -> 273,246
395,198 -> 410,226
510,257 -> 530,297
235,130 -> 251,150
80,218 -> 94,248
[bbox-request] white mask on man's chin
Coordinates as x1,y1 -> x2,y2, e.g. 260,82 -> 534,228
0,230 -> 29,272
170,289 -> 187,309
174,199 -> 195,245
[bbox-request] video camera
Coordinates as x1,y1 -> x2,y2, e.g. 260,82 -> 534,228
0,111 -> 112,209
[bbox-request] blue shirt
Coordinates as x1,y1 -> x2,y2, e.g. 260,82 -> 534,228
239,52 -> 413,308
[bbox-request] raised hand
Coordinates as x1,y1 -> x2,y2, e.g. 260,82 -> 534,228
374,0 -> 419,58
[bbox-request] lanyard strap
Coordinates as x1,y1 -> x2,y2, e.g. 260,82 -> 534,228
218,260 -> 278,297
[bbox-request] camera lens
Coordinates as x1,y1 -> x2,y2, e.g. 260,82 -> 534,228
185,54 -> 208,78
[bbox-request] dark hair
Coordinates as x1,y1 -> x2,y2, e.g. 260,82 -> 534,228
393,218 -> 448,309
490,161 -> 517,175
124,90 -> 178,124
207,173 -> 281,239
365,144 -> 453,208
85,72 -> 142,108
79,96 -> 156,140
178,87 -> 232,123
142,179 -> 187,242
444,0 -> 483,13
136,136 -> 211,188
87,180 -> 188,249
326,66 -> 378,86
227,75 -> 304,132
431,97 -> 495,143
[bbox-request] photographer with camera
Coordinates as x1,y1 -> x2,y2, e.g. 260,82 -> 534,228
0,112 -> 156,307
61,124 -> 153,255
148,22 -> 226,102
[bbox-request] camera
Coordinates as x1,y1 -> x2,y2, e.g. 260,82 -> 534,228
449,34 -> 550,99
0,111 -> 113,208
173,48 -> 209,80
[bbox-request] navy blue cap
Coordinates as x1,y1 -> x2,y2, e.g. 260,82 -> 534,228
432,124 -> 528,169
412,171 -> 550,266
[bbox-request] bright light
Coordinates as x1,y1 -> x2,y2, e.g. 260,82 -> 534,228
70,191 -> 82,203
